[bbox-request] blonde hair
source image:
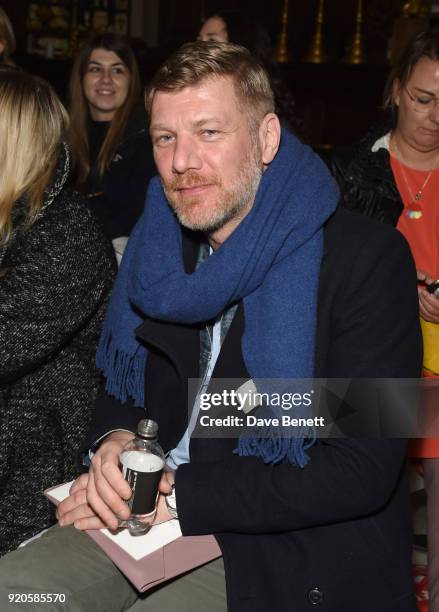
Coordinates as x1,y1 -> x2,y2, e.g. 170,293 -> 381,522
145,41 -> 275,129
0,8 -> 16,66
0,70 -> 69,245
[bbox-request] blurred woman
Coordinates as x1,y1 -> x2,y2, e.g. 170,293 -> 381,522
68,33 -> 155,249
198,9 -> 304,137
0,70 -> 115,555
332,29 -> 439,612
0,7 -> 16,66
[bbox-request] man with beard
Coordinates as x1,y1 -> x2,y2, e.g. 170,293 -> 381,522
0,43 -> 422,612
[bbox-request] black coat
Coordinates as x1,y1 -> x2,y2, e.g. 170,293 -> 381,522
82,111 -> 156,240
86,208 -> 422,611
331,124 -> 403,227
0,148 -> 115,556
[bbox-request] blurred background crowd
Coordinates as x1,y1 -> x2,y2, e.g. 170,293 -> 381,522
2,0 -> 438,150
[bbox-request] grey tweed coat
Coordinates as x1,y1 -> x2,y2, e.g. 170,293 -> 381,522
0,146 -> 115,555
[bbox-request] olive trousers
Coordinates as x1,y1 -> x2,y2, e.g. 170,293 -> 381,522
0,525 -> 227,612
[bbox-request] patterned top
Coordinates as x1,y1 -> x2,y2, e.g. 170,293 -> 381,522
0,145 -> 116,555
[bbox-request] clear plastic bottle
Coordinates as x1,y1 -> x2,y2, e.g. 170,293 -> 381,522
119,419 -> 165,536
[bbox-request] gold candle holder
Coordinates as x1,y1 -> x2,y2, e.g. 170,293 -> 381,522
342,0 -> 366,65
303,0 -> 328,64
402,0 -> 429,17
276,0 -> 291,64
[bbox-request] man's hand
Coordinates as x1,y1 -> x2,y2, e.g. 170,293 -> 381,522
85,430 -> 135,530
159,469 -> 175,495
153,470 -> 175,525
57,473 -> 106,530
418,270 -> 439,323
58,431 -> 135,531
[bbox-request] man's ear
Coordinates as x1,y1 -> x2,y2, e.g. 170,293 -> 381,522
0,42 -> 5,55
392,78 -> 401,108
259,113 -> 281,165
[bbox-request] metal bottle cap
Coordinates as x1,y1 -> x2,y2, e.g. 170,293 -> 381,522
137,419 -> 159,439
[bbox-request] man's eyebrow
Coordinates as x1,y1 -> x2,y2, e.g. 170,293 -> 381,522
150,118 -> 224,131
193,117 -> 223,128
150,123 -> 173,132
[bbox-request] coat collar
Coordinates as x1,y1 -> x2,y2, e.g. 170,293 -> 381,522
135,228 -> 204,383
1,144 -> 70,267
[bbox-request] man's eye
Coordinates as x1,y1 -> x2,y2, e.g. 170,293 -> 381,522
156,134 -> 173,145
202,130 -> 219,138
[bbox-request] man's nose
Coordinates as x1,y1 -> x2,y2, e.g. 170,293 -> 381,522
172,136 -> 202,174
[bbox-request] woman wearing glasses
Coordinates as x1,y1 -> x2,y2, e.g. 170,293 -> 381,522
333,29 -> 439,612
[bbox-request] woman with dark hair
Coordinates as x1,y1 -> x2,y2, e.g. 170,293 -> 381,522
199,9 -> 272,62
332,29 -> 439,612
0,7 -> 16,66
198,10 -> 304,138
68,33 -> 155,251
0,69 -> 114,555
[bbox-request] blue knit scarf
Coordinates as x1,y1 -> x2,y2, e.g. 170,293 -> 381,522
96,130 -> 339,467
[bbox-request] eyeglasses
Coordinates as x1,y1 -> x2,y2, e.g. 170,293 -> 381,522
405,87 -> 439,114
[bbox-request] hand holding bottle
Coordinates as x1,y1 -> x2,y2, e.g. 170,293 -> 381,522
58,425 -> 167,534
57,430 -> 134,531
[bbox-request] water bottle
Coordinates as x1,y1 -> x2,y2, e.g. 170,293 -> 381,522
119,419 -> 165,536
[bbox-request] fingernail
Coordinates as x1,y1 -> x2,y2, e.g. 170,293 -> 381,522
74,521 -> 81,530
58,519 -> 64,526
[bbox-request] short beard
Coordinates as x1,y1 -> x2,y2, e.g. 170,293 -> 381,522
162,143 -> 263,233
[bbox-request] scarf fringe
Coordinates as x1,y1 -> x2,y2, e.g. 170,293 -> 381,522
235,426 -> 316,468
96,329 -> 146,407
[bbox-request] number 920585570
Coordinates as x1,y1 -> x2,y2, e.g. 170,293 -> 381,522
8,593 -> 66,604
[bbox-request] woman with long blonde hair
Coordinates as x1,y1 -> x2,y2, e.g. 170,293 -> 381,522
0,69 -> 114,555
0,7 -> 16,66
68,33 -> 155,247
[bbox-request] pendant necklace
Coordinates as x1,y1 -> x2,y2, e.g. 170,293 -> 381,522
392,138 -> 439,204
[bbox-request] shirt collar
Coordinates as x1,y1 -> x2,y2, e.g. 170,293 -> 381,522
371,132 -> 391,153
